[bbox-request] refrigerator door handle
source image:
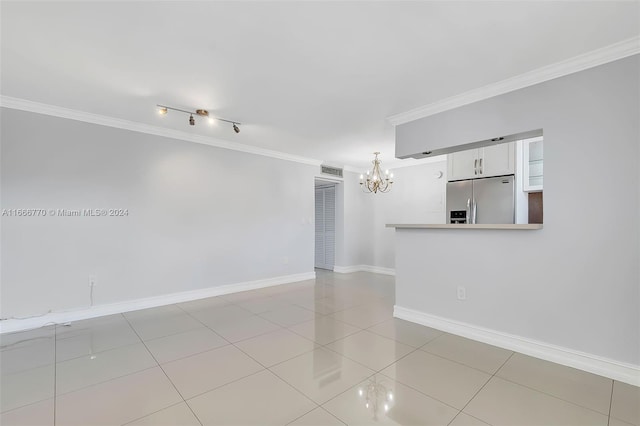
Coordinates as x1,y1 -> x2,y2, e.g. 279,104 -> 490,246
474,159 -> 478,175
472,199 -> 477,224
466,198 -> 471,224
479,158 -> 483,174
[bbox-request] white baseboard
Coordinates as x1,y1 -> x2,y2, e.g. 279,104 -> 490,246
0,271 -> 316,334
333,264 -> 396,276
333,265 -> 360,274
394,305 -> 640,387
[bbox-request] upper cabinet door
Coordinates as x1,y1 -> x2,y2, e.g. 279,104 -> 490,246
523,137 -> 543,192
479,142 -> 515,178
447,141 -> 515,181
447,149 -> 480,181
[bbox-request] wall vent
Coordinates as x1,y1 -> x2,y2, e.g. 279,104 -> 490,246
321,165 -> 343,178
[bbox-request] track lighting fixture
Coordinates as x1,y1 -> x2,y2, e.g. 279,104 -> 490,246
156,104 -> 241,134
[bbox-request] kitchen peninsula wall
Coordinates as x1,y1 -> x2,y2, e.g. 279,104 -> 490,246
391,55 -> 640,379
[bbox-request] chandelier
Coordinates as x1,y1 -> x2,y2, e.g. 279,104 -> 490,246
360,152 -> 393,193
358,377 -> 395,420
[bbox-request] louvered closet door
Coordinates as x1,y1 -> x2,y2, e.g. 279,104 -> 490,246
314,186 -> 335,270
315,189 -> 325,268
323,186 -> 335,269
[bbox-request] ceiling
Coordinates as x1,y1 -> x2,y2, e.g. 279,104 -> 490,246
1,1 -> 638,169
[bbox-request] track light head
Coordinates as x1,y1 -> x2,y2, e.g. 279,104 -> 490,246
156,104 -> 241,133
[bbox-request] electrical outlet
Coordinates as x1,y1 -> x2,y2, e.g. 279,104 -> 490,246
457,286 -> 466,300
88,274 -> 97,287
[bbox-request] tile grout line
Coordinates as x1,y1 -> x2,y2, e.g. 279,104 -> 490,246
607,380 -> 614,426
414,340 -> 509,377
206,292 -> 403,420
284,405 -> 347,426
176,301 -> 285,346
317,336 -> 410,376
176,299 -> 325,419
316,347 -> 418,409
361,321 -> 442,347
197,283 -> 400,423
315,341 -> 473,421
52,324 -> 163,398
121,311 -> 204,426
0,334 -> 53,350
56,338 -> 145,365
53,324 -> 58,426
143,314 -> 397,414
120,401 -> 189,426
177,291 -> 376,348
385,316 -> 621,420
487,366 -> 615,418
178,298 -> 309,343
116,314 -> 202,426
225,326 -> 325,420
284,322 -> 362,348
54,366 -> 159,399
445,351 -> 515,426
178,287 -> 334,424
53,316 -> 138,420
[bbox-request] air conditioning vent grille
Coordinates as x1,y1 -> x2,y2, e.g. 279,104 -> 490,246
321,165 -> 343,178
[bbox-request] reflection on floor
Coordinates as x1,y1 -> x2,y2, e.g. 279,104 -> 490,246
1,270 -> 638,425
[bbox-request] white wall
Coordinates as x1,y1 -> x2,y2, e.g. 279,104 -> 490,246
393,56 -> 640,366
335,171 -> 373,268
1,109 -> 316,318
371,160 -> 447,269
337,161 -> 447,271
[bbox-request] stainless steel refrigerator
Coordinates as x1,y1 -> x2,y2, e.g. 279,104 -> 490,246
446,175 -> 515,224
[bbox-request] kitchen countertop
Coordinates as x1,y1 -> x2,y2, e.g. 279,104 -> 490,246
386,223 -> 543,230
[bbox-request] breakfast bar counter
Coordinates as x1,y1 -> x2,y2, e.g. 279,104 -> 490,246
386,223 -> 543,230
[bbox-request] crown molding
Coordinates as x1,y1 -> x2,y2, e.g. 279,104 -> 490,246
388,36 -> 640,126
0,96 -> 323,167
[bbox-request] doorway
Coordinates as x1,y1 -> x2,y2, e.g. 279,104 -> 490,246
315,182 -> 336,270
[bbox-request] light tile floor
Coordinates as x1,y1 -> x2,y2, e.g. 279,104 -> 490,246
1,271 -> 638,426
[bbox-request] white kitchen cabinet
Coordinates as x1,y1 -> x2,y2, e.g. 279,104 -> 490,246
447,141 -> 515,181
523,137 -> 543,192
